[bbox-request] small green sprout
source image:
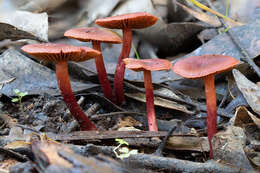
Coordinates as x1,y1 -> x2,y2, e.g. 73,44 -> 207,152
113,138 -> 138,160
12,89 -> 28,103
218,26 -> 231,34
132,43 -> 141,60
12,89 -> 28,116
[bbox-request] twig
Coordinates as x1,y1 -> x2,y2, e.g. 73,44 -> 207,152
154,126 -> 177,156
16,124 -> 40,134
218,83 -> 228,108
205,0 -> 260,78
0,147 -> 29,162
123,153 -> 241,173
124,81 -> 197,109
85,102 -> 101,116
47,131 -> 195,141
90,111 -> 145,120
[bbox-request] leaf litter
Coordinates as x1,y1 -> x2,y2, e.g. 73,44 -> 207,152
0,0 -> 260,172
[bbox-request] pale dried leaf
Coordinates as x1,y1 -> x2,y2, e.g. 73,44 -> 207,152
80,0 -> 121,25
125,92 -> 193,114
8,0 -> 67,12
111,0 -> 157,16
175,0 -> 221,27
0,10 -> 48,41
0,49 -> 97,97
166,136 -> 209,151
229,0 -> 260,22
233,69 -> 260,115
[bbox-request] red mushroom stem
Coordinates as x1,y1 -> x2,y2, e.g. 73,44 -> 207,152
114,28 -> 132,105
92,41 -> 115,103
204,74 -> 217,159
56,61 -> 97,131
144,70 -> 158,131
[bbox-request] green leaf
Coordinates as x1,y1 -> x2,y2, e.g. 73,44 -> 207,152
119,147 -> 129,154
11,98 -> 19,102
20,92 -> 28,97
128,149 -> 138,155
115,138 -> 129,145
118,153 -> 131,159
117,149 -> 138,159
13,89 -> 20,95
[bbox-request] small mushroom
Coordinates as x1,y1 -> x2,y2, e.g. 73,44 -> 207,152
172,55 -> 240,158
124,58 -> 172,131
64,27 -> 122,103
96,12 -> 158,105
21,43 -> 101,131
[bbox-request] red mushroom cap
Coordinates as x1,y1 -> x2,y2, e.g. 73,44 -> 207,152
172,55 -> 240,79
124,58 -> 172,72
64,27 -> 122,44
95,12 -> 158,29
21,43 -> 101,62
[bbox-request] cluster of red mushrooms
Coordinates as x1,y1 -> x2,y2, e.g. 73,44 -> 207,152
21,12 -> 240,158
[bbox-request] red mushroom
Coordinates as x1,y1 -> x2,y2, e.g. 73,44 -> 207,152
21,43 -> 101,131
64,27 -> 122,103
124,58 -> 172,131
96,12 -> 158,105
172,55 -> 239,158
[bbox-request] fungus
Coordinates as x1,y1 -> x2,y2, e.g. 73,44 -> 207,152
124,58 -> 172,131
96,12 -> 158,105
64,27 -> 122,103
21,43 -> 101,131
172,55 -> 239,158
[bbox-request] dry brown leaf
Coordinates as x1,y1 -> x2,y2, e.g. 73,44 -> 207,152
232,106 -> 260,129
32,141 -> 73,167
125,92 -> 193,114
174,0 -> 221,27
4,141 -> 30,149
166,136 -> 209,151
0,159 -> 18,171
117,116 -> 142,129
213,126 -> 254,171
233,69 -> 260,115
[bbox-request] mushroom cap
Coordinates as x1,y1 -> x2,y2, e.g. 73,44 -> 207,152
95,12 -> 158,29
172,55 -> 240,79
21,43 -> 101,62
64,27 -> 122,44
124,58 -> 172,72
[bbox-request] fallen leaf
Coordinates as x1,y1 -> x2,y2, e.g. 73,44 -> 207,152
229,0 -> 260,22
233,69 -> 260,115
166,136 -> 209,151
232,106 -> 260,129
213,126 -> 254,171
174,0 -> 221,27
11,0 -> 68,12
0,10 -> 48,41
0,49 -> 98,97
32,141 -> 73,167
182,19 -> 260,61
79,0 -> 121,25
125,92 -> 194,114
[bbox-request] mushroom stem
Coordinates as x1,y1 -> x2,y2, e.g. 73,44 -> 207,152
56,61 -> 97,131
92,41 -> 115,103
203,74 -> 217,159
144,70 -> 158,131
114,28 -> 132,105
